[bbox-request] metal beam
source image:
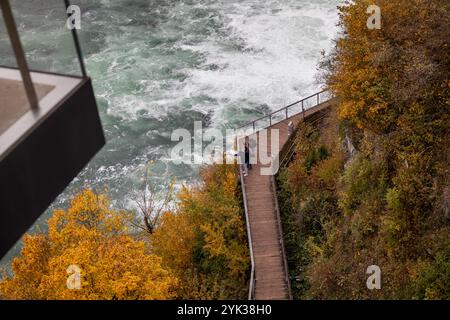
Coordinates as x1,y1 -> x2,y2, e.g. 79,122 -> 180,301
0,0 -> 39,109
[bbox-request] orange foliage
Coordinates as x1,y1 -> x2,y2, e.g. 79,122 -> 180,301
152,163 -> 249,299
0,190 -> 178,300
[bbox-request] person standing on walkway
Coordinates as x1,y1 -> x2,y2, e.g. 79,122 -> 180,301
288,121 -> 294,137
239,148 -> 248,176
245,142 -> 251,172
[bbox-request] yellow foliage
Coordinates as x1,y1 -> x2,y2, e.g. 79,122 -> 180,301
0,190 -> 177,300
152,164 -> 249,299
151,211 -> 195,272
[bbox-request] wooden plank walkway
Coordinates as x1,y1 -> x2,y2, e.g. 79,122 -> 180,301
241,99 -> 334,300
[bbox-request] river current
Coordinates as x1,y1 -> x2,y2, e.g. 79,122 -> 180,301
0,0 -> 341,267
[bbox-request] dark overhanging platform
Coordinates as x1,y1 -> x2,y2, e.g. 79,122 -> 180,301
0,0 -> 105,258
0,76 -> 105,258
0,78 -> 105,257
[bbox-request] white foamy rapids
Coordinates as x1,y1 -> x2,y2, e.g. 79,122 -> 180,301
99,0 -> 341,127
174,0 -> 340,127
84,0 -> 342,199
0,0 -> 343,268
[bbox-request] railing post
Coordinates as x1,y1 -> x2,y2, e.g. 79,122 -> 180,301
64,0 -> 87,78
236,90 -> 331,134
0,0 -> 38,109
302,100 -> 305,119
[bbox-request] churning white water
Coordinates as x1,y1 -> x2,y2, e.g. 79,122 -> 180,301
0,0 -> 341,265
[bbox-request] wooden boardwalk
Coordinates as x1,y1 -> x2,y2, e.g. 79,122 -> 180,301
241,99 -> 334,300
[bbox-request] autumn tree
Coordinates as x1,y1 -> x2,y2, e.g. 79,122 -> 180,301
0,190 -> 178,300
129,161 -> 175,237
322,0 -> 449,258
278,0 -> 449,299
151,163 -> 250,299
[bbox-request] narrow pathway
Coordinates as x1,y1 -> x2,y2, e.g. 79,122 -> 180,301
242,99 -> 334,300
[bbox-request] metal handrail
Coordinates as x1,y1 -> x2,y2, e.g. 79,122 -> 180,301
64,0 -> 87,78
237,90 -> 331,133
239,163 -> 256,300
235,90 -> 334,300
271,174 -> 292,299
272,102 -> 333,300
279,106 -> 332,168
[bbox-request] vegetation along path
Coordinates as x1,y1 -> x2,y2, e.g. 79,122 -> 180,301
239,92 -> 336,300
